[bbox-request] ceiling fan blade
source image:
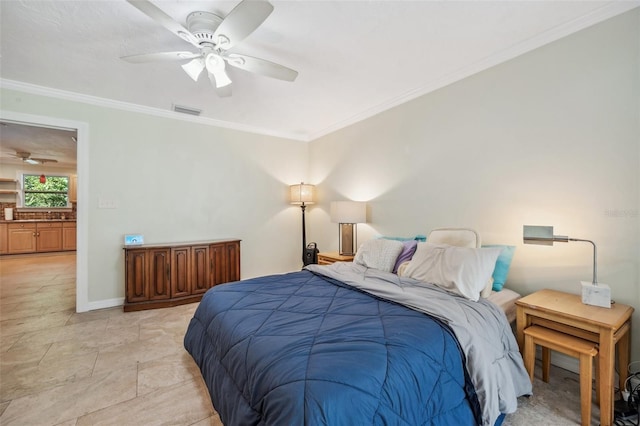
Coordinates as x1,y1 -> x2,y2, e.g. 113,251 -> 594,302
121,51 -> 200,63
31,158 -> 58,164
212,0 -> 274,50
182,58 -> 206,81
225,54 -> 298,82
126,0 -> 201,48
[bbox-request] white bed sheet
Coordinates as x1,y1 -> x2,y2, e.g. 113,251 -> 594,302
487,288 -> 521,324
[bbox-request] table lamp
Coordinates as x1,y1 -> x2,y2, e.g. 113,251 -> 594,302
523,225 -> 611,308
330,201 -> 366,256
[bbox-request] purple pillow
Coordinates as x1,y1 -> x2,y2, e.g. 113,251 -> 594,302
393,240 -> 418,273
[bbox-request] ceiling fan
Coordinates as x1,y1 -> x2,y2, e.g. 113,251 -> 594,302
15,152 -> 58,165
122,0 -> 298,97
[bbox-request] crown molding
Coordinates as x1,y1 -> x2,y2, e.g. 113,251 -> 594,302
0,79 -> 309,142
307,1 -> 640,141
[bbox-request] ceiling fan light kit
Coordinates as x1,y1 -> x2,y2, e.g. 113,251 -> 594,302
181,57 -> 206,82
123,0 -> 298,97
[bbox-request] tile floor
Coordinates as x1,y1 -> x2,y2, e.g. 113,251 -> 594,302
0,252 -> 607,426
0,253 -> 221,426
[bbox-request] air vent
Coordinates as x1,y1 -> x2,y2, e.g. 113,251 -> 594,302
173,104 -> 202,116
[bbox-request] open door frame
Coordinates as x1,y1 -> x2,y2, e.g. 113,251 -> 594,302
0,110 -> 90,312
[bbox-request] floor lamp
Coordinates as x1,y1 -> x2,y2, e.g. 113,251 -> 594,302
290,183 -> 315,264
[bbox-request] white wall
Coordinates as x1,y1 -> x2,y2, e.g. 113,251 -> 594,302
1,91 -> 308,306
308,10 -> 640,359
1,8 -> 638,359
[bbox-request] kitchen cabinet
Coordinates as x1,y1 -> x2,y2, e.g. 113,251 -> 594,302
124,239 -> 240,312
0,223 -> 7,254
36,221 -> 63,252
4,221 -> 74,255
7,222 -> 37,253
62,222 -> 76,251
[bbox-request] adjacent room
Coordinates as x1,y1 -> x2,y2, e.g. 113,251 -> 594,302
1,1 -> 638,425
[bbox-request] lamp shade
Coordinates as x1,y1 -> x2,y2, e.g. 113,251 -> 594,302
290,183 -> 315,205
330,201 -> 366,224
523,225 -> 569,245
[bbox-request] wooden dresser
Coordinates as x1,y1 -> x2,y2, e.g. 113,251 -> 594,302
124,239 -> 240,312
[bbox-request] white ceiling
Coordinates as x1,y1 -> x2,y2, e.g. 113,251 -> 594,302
0,121 -> 77,169
0,1 -> 638,143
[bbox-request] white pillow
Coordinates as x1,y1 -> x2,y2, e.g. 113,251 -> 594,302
426,228 -> 493,298
400,242 -> 502,301
427,228 -> 480,248
354,239 -> 404,273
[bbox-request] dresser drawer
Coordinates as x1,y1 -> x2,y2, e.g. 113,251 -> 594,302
8,222 -> 36,230
38,221 -> 63,229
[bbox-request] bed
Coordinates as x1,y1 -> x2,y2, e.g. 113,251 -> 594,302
184,229 -> 532,426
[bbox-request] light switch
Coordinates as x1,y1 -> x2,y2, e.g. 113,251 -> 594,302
98,198 -> 118,209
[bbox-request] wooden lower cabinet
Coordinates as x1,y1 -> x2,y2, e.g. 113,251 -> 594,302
0,223 -> 8,254
171,247 -> 191,298
225,241 -> 240,282
3,221 -> 75,255
62,222 -> 76,251
149,249 -> 171,301
211,241 -> 240,285
124,239 -> 240,312
36,222 -> 63,252
125,249 -> 151,303
7,222 -> 37,253
191,245 -> 210,295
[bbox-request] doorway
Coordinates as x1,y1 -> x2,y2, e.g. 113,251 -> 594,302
0,110 -> 89,312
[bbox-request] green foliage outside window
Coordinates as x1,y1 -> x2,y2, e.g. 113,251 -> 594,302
23,175 -> 69,208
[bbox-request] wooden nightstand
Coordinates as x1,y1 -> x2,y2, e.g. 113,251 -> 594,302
515,289 -> 634,426
317,251 -> 354,265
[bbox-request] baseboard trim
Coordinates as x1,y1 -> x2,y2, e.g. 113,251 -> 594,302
86,297 -> 124,311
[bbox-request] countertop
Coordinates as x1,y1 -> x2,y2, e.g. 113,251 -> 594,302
1,219 -> 76,223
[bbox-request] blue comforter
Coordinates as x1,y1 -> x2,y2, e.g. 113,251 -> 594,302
184,269 -> 482,425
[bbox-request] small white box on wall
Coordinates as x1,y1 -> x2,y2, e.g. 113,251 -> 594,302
124,234 -> 144,246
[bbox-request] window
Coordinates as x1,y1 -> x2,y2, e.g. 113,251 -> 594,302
23,174 -> 69,208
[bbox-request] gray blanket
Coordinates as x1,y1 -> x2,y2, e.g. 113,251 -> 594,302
306,262 -> 532,426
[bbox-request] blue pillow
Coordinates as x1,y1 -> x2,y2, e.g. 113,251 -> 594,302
376,234 -> 427,242
482,245 -> 515,291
